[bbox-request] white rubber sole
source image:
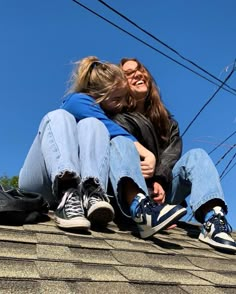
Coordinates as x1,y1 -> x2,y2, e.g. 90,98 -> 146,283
54,216 -> 91,230
199,233 -> 236,252
139,207 -> 187,239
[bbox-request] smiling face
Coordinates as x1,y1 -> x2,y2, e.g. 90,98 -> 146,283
122,60 -> 149,100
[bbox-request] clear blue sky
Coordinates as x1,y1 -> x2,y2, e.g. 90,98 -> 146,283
1,0 -> 235,228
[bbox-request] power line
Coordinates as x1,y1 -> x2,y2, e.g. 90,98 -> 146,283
181,62 -> 236,137
215,144 -> 236,166
220,160 -> 236,181
98,0 -> 236,94
208,130 -> 236,155
71,0 -> 236,96
220,150 -> 236,179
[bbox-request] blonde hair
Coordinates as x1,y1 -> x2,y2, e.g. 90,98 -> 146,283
67,56 -> 127,104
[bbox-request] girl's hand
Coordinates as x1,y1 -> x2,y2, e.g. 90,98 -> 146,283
152,182 -> 165,204
140,152 -> 156,178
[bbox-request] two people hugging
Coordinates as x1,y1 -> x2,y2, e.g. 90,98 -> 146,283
19,56 -> 236,253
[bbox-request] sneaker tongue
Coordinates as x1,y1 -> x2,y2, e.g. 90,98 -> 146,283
213,206 -> 224,216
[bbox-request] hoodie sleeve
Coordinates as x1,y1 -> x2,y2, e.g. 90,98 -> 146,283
60,93 -> 136,141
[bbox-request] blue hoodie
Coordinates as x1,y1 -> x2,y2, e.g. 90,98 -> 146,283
60,93 -> 136,141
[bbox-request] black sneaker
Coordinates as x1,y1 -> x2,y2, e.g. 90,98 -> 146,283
199,207 -> 236,253
130,193 -> 187,239
54,188 -> 90,230
83,186 -> 115,226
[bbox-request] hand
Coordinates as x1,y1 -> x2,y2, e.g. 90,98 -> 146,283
152,182 -> 165,204
140,152 -> 156,178
133,142 -> 156,179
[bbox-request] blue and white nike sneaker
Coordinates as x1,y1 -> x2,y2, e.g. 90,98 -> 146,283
199,207 -> 236,253
130,193 -> 187,239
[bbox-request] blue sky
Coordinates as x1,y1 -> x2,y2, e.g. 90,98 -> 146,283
0,0 -> 235,228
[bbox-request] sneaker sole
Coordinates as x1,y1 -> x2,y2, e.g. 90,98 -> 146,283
199,233 -> 236,253
54,216 -> 91,230
87,202 -> 115,225
139,207 -> 187,239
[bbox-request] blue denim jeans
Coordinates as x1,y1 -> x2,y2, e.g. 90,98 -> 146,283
109,136 -> 149,217
166,148 -> 227,223
19,109 -> 110,207
19,109 -> 148,211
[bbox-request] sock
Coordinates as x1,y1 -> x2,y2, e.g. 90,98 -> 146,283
130,193 -> 145,218
204,206 -> 224,223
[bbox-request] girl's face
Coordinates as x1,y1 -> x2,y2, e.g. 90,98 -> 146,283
100,82 -> 128,114
122,60 -> 149,99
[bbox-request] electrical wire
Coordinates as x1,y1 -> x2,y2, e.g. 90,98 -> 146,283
220,160 -> 236,181
71,0 -> 236,178
208,130 -> 236,155
98,0 -> 236,94
71,0 -> 236,96
220,151 -> 236,179
181,62 -> 235,137
215,144 -> 236,166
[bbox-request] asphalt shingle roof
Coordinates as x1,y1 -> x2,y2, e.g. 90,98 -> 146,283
0,210 -> 235,293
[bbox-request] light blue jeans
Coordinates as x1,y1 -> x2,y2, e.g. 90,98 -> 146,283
19,109 -> 148,209
166,148 -> 227,223
19,109 -> 110,207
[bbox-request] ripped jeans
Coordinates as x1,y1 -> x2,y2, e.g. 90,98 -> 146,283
19,109 -> 148,209
19,109 -> 111,207
166,148 -> 227,223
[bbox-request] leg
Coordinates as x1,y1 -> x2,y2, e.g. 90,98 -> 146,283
109,136 -> 187,238
167,148 -> 226,222
19,109 -> 90,229
167,148 -> 235,252
77,118 -> 114,226
109,136 -> 148,217
19,109 -> 81,207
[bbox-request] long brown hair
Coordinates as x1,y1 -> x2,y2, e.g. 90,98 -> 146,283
120,58 -> 171,144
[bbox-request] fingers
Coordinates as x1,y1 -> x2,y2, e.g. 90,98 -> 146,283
153,192 -> 166,204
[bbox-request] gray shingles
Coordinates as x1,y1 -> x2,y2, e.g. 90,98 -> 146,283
134,284 -> 187,294
171,246 -> 225,258
69,247 -> 120,264
36,260 -> 83,279
0,215 -> 235,292
0,241 -> 36,259
36,232 -> 71,245
37,244 -> 73,260
116,266 -> 212,285
40,281 -> 75,294
75,264 -> 128,281
112,251 -> 201,270
74,282 -> 137,293
23,224 -> 62,233
188,270 -> 236,286
187,256 -> 236,272
180,285 -> 226,294
0,280 -> 40,294
68,235 -> 113,249
106,239 -> 165,253
0,229 -> 37,243
0,259 -> 39,278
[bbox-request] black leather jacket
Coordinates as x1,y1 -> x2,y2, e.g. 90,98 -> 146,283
112,112 -> 182,192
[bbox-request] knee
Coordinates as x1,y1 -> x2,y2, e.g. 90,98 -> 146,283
111,136 -> 137,153
47,109 -> 73,121
187,148 -> 209,160
77,117 -> 109,135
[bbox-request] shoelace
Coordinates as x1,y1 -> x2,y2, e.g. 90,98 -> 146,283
58,189 -> 84,218
83,186 -> 109,209
136,197 -> 162,221
206,213 -> 232,234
